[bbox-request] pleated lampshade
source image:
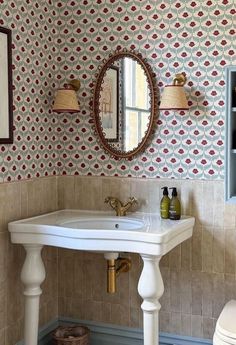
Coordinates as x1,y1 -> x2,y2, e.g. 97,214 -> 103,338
52,79 -> 80,113
159,73 -> 189,111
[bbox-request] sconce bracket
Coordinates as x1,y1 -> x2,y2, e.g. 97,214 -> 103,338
68,79 -> 81,91
173,73 -> 186,86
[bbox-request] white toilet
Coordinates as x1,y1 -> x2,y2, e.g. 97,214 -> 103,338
213,300 -> 236,345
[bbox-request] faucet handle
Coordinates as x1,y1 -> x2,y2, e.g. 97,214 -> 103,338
129,197 -> 138,204
104,196 -> 115,204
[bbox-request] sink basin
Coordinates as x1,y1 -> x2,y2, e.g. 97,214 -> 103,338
60,217 -> 144,230
8,209 -> 195,345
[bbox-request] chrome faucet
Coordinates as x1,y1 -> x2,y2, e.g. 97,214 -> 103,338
105,196 -> 138,216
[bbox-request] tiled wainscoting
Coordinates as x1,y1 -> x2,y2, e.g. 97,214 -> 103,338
0,177 -> 58,345
58,175 -> 236,339
3,175 -> 236,343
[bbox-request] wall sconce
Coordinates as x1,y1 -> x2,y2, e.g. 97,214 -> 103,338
159,73 -> 189,111
52,79 -> 80,113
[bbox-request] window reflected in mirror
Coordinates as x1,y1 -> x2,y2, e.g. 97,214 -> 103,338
100,57 -> 150,152
123,58 -> 150,151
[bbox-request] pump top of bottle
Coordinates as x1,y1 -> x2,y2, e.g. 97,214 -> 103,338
170,187 -> 177,196
161,186 -> 169,196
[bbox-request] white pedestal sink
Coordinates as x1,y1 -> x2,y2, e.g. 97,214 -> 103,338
8,209 -> 195,345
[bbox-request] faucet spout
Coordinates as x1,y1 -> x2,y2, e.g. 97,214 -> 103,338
105,196 -> 137,216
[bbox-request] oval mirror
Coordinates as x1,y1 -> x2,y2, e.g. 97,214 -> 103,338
92,50 -> 158,159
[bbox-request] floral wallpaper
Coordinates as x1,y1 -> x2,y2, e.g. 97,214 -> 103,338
0,0 -> 59,182
0,0 -> 235,182
57,0 -> 235,180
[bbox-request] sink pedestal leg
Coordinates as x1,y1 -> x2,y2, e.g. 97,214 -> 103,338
138,255 -> 164,345
21,244 -> 46,345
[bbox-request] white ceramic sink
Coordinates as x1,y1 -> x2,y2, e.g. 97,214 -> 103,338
8,209 -> 195,345
9,209 -> 194,255
60,217 -> 144,230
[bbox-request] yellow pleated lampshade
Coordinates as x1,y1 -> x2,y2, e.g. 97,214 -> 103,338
52,85 -> 80,113
159,85 -> 189,110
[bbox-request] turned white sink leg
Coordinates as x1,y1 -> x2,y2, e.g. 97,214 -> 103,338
21,244 -> 46,345
138,255 -> 164,345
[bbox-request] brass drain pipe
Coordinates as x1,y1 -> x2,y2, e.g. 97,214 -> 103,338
107,258 -> 131,294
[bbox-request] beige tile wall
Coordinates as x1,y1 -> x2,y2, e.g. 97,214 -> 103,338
4,175 -> 236,344
58,175 -> 236,339
1,177 -> 58,345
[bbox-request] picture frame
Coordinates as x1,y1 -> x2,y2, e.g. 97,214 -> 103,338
0,26 -> 13,144
100,66 -> 119,142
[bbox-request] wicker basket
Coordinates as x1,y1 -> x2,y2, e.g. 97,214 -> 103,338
52,326 -> 89,345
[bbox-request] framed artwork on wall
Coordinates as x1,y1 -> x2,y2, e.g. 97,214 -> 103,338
0,26 -> 13,144
100,66 -> 119,142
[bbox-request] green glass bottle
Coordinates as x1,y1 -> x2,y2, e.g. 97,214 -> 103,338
169,187 -> 181,220
160,187 -> 170,219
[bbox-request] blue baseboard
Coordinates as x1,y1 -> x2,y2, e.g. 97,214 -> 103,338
16,317 -> 213,345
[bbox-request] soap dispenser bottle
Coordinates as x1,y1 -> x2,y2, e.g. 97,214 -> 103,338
160,187 -> 170,219
169,187 -> 181,220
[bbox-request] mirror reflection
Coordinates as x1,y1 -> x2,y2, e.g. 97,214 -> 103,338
99,57 -> 150,152
92,50 -> 157,159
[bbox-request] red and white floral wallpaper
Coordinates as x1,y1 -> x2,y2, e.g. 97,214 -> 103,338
0,0 -> 235,181
0,0 -> 59,182
56,0 -> 236,179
